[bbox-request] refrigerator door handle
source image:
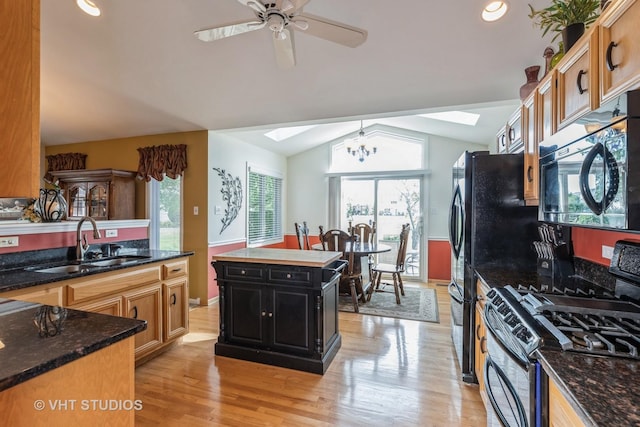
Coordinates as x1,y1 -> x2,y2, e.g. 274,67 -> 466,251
449,185 -> 463,260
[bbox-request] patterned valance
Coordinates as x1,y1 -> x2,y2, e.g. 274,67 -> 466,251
136,144 -> 188,182
44,152 -> 87,183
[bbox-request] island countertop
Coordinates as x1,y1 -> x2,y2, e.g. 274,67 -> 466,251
0,298 -> 146,392
212,248 -> 342,267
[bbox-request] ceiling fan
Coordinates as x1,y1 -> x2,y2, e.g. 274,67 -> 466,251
193,0 -> 367,69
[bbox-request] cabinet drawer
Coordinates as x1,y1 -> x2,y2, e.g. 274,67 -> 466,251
268,267 -> 312,286
67,265 -> 162,305
224,265 -> 264,281
163,259 -> 188,280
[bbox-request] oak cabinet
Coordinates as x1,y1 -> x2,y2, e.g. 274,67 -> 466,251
1,283 -> 65,306
124,283 -> 163,358
496,125 -> 509,153
506,108 -> 524,153
557,30 -> 600,130
522,93 -> 539,205
52,169 -> 136,220
474,280 -> 488,404
537,70 -> 557,144
599,0 -> 640,103
73,294 -> 123,316
549,379 -> 586,427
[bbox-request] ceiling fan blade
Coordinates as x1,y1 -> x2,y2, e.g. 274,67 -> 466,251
194,20 -> 266,42
273,29 -> 295,69
237,0 -> 266,13
296,13 -> 367,47
288,0 -> 310,12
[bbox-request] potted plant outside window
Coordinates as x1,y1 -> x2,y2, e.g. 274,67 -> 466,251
528,0 -> 600,53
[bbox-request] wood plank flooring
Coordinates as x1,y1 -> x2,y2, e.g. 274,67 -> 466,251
134,282 -> 486,426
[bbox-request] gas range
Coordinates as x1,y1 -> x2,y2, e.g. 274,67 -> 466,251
484,240 -> 640,361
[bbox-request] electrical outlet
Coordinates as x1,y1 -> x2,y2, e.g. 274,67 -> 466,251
215,206 -> 222,215
602,245 -> 614,259
105,229 -> 118,238
193,206 -> 199,215
0,236 -> 19,248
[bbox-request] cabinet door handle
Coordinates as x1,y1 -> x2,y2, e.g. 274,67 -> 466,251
527,165 -> 534,183
241,270 -> 246,275
171,268 -> 182,273
480,336 -> 487,354
500,134 -> 506,148
268,312 -> 273,318
476,324 -> 482,340
132,306 -> 138,319
577,69 -> 587,94
606,41 -> 619,71
261,311 -> 267,317
286,273 -> 292,279
508,126 -> 516,142
171,293 -> 177,305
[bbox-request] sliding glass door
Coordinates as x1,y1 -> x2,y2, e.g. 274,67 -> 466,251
340,176 -> 423,280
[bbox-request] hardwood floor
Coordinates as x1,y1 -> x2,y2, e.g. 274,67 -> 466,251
135,281 -> 486,426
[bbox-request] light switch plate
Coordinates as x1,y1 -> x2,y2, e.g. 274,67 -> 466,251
0,236 -> 19,247
105,229 -> 118,238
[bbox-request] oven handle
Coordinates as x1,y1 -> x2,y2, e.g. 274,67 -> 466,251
485,356 -> 529,427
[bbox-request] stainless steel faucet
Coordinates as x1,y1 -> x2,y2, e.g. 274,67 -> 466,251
76,216 -> 102,261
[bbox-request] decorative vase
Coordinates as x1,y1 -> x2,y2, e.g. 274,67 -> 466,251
34,188 -> 67,222
562,22 -> 585,53
550,42 -> 565,69
519,65 -> 540,101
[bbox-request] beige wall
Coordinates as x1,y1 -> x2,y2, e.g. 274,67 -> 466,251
45,130 -> 210,303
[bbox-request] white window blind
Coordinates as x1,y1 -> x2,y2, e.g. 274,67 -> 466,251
247,166 -> 283,245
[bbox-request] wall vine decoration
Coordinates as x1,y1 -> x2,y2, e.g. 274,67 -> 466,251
213,167 -> 243,234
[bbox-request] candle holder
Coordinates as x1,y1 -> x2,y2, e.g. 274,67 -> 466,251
34,188 -> 68,222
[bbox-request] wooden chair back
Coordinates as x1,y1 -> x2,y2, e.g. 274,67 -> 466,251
349,221 -> 376,244
319,227 -> 357,276
294,221 -> 311,250
395,224 -> 411,271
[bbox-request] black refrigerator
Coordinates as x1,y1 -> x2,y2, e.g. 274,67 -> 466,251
448,151 -> 538,383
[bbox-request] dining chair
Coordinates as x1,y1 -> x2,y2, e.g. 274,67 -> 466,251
294,221 -> 311,250
370,223 -> 410,304
319,226 -> 362,312
349,221 -> 377,244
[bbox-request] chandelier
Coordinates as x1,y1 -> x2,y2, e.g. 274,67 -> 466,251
346,120 -> 377,162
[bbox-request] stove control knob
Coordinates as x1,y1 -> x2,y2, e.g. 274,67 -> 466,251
487,289 -> 496,299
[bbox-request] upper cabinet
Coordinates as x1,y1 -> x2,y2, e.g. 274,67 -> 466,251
496,125 -> 508,153
53,169 -> 136,220
522,92 -> 538,205
557,30 -> 600,130
599,0 -> 640,103
495,109 -> 523,154
0,1 -> 40,198
537,70 -> 557,143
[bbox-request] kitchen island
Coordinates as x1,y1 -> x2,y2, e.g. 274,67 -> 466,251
212,248 -> 344,374
0,298 -> 146,426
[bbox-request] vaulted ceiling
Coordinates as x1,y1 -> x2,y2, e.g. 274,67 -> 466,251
41,0 -> 555,156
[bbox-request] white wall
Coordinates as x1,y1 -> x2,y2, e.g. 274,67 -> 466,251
207,131 -> 287,244
287,133 -> 487,240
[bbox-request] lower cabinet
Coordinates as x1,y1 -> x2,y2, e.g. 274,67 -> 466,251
549,379 -> 586,427
214,260 -> 342,374
2,256 -> 190,363
475,279 -> 488,405
124,283 -> 163,358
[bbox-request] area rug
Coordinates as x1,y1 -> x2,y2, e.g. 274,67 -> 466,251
339,286 -> 439,323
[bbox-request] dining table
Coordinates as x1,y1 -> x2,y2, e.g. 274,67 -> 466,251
311,242 -> 391,301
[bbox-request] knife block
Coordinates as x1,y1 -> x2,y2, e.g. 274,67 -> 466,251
537,256 -> 574,280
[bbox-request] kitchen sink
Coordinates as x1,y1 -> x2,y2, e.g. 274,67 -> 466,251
30,264 -> 97,274
85,255 -> 151,267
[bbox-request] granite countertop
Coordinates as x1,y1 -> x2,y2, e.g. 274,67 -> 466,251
537,349 -> 640,427
0,249 -> 194,293
212,248 -> 342,267
475,267 -> 640,426
0,298 -> 146,392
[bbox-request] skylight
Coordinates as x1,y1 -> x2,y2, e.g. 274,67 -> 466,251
264,125 -> 318,142
418,111 -> 480,126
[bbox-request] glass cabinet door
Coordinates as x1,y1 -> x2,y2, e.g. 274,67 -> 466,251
67,184 -> 87,218
88,182 -> 109,219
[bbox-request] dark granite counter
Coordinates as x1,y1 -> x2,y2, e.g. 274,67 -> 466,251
537,349 -> 640,427
0,249 -> 194,293
0,298 -> 146,392
474,266 -> 538,289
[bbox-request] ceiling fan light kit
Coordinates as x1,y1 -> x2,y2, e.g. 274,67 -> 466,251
76,0 -> 101,17
194,0 -> 367,69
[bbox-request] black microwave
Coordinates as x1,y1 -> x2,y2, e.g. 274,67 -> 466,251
539,90 -> 640,231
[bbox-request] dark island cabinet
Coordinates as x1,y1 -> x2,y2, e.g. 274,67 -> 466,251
212,250 -> 345,375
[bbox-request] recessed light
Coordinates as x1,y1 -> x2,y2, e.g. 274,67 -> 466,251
76,0 -> 101,17
482,1 -> 508,22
